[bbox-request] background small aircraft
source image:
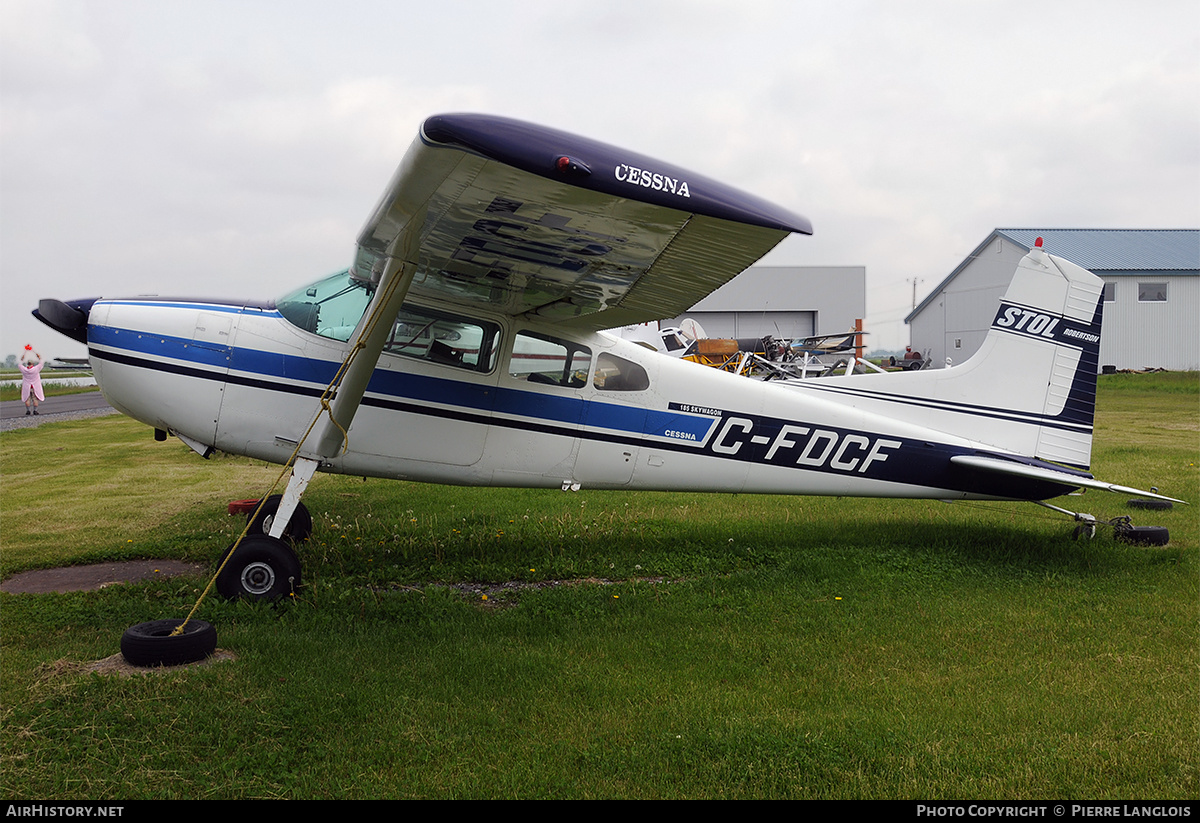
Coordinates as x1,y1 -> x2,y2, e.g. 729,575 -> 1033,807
35,114 -> 1182,601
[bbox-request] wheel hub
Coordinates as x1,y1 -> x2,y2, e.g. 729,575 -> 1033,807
240,561 -> 276,596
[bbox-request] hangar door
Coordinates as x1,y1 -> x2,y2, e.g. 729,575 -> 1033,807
681,311 -> 816,340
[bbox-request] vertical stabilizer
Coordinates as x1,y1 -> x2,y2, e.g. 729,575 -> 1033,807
802,240 -> 1104,469
991,240 -> 1103,466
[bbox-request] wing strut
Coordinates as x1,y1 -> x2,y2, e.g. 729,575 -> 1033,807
259,253 -> 417,537
305,254 -> 415,460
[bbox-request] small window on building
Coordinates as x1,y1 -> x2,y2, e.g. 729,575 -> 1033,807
1103,282 -> 1116,302
510,331 -> 592,388
1138,283 -> 1168,302
593,353 -> 650,392
954,338 -> 962,349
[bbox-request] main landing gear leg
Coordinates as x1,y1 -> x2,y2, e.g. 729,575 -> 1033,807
217,458 -> 319,602
266,457 -> 319,541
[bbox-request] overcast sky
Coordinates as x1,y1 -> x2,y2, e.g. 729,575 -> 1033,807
2,0 -> 1197,360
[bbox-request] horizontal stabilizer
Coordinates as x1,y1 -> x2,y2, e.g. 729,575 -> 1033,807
950,455 -> 1186,503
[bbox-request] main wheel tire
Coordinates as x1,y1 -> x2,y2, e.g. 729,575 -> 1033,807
1114,523 -> 1170,546
120,618 -> 217,667
246,495 -> 313,544
216,534 -> 302,602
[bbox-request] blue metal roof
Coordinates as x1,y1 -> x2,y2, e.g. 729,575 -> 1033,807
906,228 -> 1199,323
996,229 -> 1199,271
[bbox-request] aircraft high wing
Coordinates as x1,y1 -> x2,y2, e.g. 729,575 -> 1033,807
352,114 -> 811,329
34,113 -> 1183,607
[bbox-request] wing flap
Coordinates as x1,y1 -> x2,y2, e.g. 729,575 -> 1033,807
950,455 -> 1186,503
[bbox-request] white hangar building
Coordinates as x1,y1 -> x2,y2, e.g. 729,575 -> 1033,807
670,265 -> 867,340
905,229 -> 1200,372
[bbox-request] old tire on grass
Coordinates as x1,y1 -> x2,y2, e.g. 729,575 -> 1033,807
1113,523 -> 1170,546
246,494 -> 313,544
120,618 -> 217,667
216,534 -> 302,602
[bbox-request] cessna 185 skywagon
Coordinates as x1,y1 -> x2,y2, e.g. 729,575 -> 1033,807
35,113 -> 1182,601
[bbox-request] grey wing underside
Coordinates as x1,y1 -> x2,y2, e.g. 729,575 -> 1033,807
350,114 -> 812,332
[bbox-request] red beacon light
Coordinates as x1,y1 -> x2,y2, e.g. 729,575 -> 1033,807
553,155 -> 591,178
1028,236 -> 1049,264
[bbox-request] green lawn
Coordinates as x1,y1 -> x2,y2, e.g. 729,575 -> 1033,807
1,373 -> 1196,799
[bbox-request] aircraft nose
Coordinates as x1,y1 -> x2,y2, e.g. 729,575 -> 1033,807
33,297 -> 97,345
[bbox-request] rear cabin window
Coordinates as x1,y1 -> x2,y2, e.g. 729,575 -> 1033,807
510,331 -> 592,388
593,353 -> 650,392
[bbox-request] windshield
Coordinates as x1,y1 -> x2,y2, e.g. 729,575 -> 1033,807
276,270 -> 374,341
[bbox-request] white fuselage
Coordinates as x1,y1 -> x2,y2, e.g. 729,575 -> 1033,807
84,292 -> 1074,503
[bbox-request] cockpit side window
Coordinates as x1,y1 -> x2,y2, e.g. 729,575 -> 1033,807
593,352 -> 650,392
276,270 -> 373,341
277,271 -> 500,372
510,331 -> 592,388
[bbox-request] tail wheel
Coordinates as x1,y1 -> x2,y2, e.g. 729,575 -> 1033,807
216,534 -> 302,602
1113,522 -> 1170,546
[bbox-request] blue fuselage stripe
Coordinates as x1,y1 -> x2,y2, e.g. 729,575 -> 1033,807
88,323 -> 713,442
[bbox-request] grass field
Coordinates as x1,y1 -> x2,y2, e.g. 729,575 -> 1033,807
1,372 -> 1196,799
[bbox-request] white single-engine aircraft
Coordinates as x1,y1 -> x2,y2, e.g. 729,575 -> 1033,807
35,113 -> 1182,601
